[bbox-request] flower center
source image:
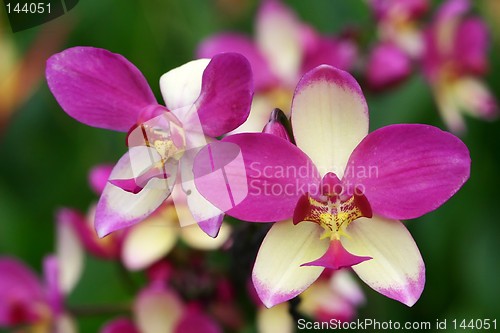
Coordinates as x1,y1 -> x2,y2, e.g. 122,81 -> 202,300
128,110 -> 186,174
293,173 -> 372,241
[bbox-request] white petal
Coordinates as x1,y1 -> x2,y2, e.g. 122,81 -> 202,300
180,221 -> 231,250
121,207 -> 179,271
329,269 -> 365,306
257,303 -> 294,333
55,313 -> 78,333
434,84 -> 465,133
134,287 -> 184,333
160,59 -> 210,111
252,219 -> 329,308
341,216 -> 425,307
291,66 -> 369,178
256,0 -> 303,85
95,149 -> 172,237
56,215 -> 84,294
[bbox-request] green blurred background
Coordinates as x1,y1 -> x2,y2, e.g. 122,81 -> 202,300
1,0 -> 499,332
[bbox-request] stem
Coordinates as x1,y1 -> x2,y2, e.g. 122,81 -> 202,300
68,303 -> 131,317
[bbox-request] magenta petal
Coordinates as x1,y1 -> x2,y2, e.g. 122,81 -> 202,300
88,165 -> 114,195
436,0 -> 469,23
46,47 -> 157,132
194,133 -> 321,222
262,108 -> 292,142
302,37 -> 358,74
0,257 -> 46,326
197,34 -> 278,90
193,53 -> 253,137
197,214 -> 224,238
174,307 -> 221,333
101,318 -> 139,333
42,256 -> 63,316
302,239 -> 371,270
343,124 -> 470,220
366,43 -> 412,90
454,18 -> 489,75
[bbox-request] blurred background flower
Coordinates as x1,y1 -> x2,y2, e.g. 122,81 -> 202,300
1,1 -> 500,332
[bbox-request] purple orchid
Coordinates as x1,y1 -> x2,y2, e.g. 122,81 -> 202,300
365,0 -> 429,89
194,65 -> 470,307
422,0 -> 498,132
198,0 -> 357,132
46,47 -> 253,238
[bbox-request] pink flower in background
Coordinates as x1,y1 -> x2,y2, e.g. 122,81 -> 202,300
61,165 -> 232,271
0,216 -> 83,333
422,0 -> 498,132
198,0 -> 357,132
100,265 -> 222,333
365,0 -> 428,89
194,65 -> 470,307
46,47 -> 253,239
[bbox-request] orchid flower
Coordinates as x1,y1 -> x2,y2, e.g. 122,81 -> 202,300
46,47 -> 253,239
194,65 -> 470,307
198,0 -> 357,132
364,0 -> 429,89
0,216 -> 82,332
422,0 -> 498,133
61,165 -> 232,271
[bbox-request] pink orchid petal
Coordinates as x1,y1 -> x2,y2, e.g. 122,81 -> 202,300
366,43 -> 412,90
101,318 -> 139,333
369,0 -> 429,21
46,47 -> 156,131
342,217 -> 425,307
302,239 -> 371,270
343,124 -> 470,220
256,0 -> 303,85
262,108 -> 292,142
301,37 -> 358,75
194,134 -> 320,222
454,18 -> 489,75
193,53 -> 254,137
436,0 -> 469,23
197,33 -> 278,90
0,258 -> 46,326
291,65 -> 369,178
95,149 -> 172,237
88,165 -> 114,195
42,256 -> 63,316
174,307 -> 221,333
252,220 -> 329,308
